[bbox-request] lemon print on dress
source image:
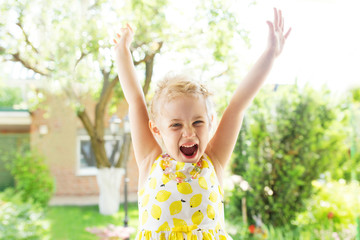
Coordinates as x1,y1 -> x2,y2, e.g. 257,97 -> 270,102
207,204 -> 215,220
141,209 -> 148,225
169,199 -> 185,215
141,194 -> 150,207
215,222 -> 221,232
198,177 -> 208,190
138,188 -> 145,197
218,202 -> 224,221
156,221 -> 170,232
149,177 -> 157,189
160,160 -> 168,171
177,182 -> 193,194
176,171 -> 186,179
190,194 -> 202,208
203,232 -> 212,239
150,161 -> 157,174
218,185 -> 224,198
155,190 -> 171,202
176,161 -> 185,170
191,210 -> 204,225
189,168 -> 199,177
202,159 -> 209,168
219,235 -> 227,240
210,171 -> 216,186
160,233 -> 166,240
209,190 -> 218,203
173,218 -> 188,227
151,204 -> 162,220
161,174 -> 170,185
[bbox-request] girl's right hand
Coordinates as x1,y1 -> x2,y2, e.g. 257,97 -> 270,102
113,23 -> 134,51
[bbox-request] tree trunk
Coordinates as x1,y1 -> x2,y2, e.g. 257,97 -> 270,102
97,167 -> 125,215
9,33 -> 161,214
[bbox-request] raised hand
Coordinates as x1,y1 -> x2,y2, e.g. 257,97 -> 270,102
113,23 -> 134,51
266,8 -> 291,57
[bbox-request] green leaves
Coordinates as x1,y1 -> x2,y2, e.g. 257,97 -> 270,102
0,85 -> 23,107
0,189 -> 50,240
230,84 -> 350,226
6,150 -> 55,207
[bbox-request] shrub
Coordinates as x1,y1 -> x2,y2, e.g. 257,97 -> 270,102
6,150 -> 55,207
0,188 -> 50,240
0,85 -> 23,107
294,180 -> 359,239
230,85 -> 349,226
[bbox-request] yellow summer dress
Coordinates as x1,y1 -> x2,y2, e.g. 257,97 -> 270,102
135,153 -> 233,240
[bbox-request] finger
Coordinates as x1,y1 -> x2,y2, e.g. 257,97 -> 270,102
120,27 -> 128,35
113,38 -> 118,44
266,21 -> 275,35
282,17 -> 285,32
278,9 -> 283,30
273,8 -> 279,31
116,33 -> 121,38
126,23 -> 133,33
284,27 -> 292,39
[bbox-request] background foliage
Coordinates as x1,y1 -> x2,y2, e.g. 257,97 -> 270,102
5,150 -> 55,207
0,189 -> 50,240
0,0 -> 250,168
229,84 -> 350,226
295,181 -> 359,236
0,85 -> 23,108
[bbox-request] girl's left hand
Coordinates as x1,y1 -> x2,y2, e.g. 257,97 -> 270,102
266,8 -> 291,57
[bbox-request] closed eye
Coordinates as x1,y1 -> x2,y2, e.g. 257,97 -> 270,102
170,123 -> 182,128
193,120 -> 204,126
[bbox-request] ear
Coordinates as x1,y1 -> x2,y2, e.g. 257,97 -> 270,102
208,114 -> 217,137
149,120 -> 161,136
209,114 -> 215,128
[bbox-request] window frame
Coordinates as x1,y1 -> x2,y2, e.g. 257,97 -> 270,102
76,135 -> 123,176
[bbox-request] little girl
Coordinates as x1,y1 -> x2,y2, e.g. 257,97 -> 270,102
113,8 -> 291,240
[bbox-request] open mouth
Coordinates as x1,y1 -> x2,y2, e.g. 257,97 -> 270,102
180,144 -> 198,158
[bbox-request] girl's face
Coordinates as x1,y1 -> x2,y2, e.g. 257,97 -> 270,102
151,95 -> 212,163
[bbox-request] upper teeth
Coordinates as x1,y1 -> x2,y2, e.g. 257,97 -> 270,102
182,144 -> 196,148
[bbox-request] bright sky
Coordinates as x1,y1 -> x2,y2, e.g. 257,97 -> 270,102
157,0 -> 360,94
3,0 -> 359,96
236,0 -> 360,92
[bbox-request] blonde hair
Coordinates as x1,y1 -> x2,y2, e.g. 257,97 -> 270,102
149,72 -> 215,123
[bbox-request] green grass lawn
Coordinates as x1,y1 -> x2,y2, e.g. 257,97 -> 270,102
45,203 -> 139,240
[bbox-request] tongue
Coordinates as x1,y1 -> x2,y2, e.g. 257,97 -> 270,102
180,145 -> 197,156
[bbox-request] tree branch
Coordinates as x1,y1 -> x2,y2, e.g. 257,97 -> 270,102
95,73 -> 118,137
142,41 -> 163,96
77,109 -> 95,139
16,21 -> 39,55
210,67 -> 229,80
74,51 -> 88,70
11,52 -> 50,77
133,41 -> 163,66
115,133 -> 131,168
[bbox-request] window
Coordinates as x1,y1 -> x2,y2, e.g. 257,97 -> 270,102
77,135 -> 123,176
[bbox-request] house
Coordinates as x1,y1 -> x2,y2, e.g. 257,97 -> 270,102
0,63 -> 139,205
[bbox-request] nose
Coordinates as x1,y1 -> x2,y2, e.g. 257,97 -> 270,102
182,125 -> 195,138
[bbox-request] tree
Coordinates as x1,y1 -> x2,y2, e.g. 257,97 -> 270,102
1,0 -> 247,165
1,0 -> 250,213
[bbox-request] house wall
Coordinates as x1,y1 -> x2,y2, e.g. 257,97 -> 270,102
30,95 -> 139,200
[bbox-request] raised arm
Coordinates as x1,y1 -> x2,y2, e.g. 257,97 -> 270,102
207,8 -> 291,168
113,24 -> 161,167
